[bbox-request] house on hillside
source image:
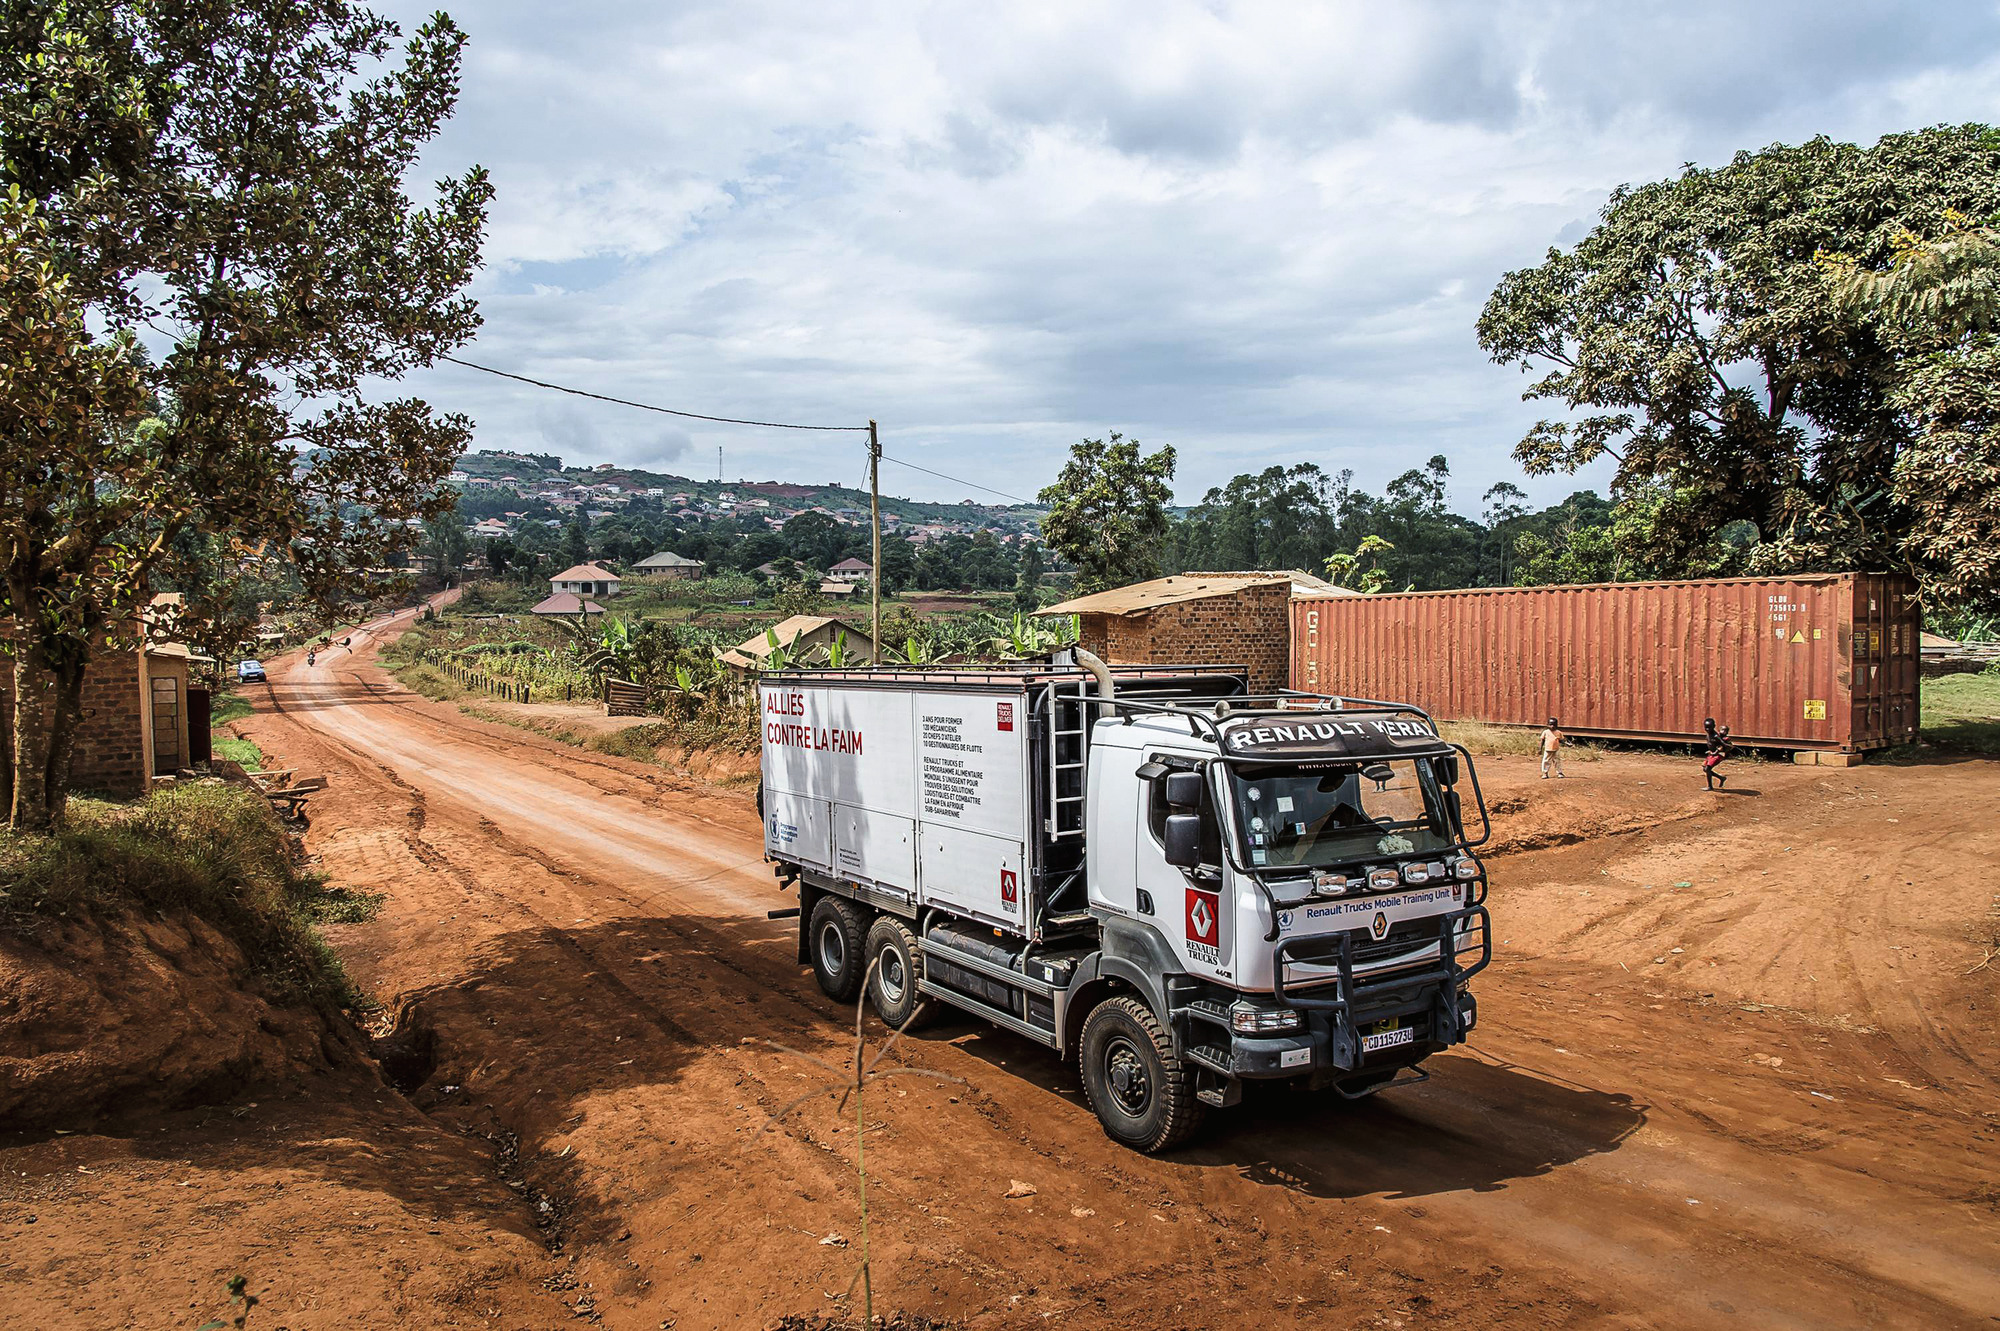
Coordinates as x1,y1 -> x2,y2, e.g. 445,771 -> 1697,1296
827,557 -> 872,583
819,580 -> 859,600
632,551 -> 705,580
1038,570 -> 1346,694
531,592 -> 606,619
718,615 -> 876,671
549,561 -> 622,598
466,518 -> 510,539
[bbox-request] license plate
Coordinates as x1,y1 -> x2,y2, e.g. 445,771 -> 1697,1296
1362,1021 -> 1414,1053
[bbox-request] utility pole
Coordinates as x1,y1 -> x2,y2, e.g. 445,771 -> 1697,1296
868,420 -> 881,660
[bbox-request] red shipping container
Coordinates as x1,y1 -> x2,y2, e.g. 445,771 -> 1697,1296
1290,573 -> 1919,753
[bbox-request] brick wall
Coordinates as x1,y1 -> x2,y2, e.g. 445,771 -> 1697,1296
0,640 -> 149,800
1079,581 -> 1292,692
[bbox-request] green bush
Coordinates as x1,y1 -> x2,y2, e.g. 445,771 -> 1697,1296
0,784 -> 365,1009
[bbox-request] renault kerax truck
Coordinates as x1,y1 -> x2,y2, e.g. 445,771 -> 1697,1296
758,655 -> 1492,1152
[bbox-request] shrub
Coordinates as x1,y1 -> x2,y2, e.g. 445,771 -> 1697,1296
0,784 -> 364,1009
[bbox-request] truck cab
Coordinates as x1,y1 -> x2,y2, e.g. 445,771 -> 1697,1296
761,663 -> 1491,1152
1081,706 -> 1489,1127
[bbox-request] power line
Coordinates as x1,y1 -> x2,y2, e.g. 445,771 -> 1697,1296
436,352 -> 1030,504
439,355 -> 871,433
877,450 -> 1031,504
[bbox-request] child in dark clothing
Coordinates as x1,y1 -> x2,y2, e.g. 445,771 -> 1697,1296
1703,718 -> 1735,791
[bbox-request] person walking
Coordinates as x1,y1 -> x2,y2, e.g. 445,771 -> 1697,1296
1540,716 -> 1566,779
1703,718 -> 1736,791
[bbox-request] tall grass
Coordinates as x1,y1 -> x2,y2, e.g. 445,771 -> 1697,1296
0,784 -> 367,1009
1439,720 -> 1601,762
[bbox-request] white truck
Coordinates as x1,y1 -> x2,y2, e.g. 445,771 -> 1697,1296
758,655 -> 1492,1152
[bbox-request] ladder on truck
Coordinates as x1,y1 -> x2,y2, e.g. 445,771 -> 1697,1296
1043,679 -> 1093,840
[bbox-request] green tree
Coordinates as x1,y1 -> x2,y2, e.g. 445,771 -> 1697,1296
485,537 -> 520,578
1323,535 -> 1395,593
1826,213 -> 2000,610
1013,541 -> 1046,608
1037,432 -> 1177,595
877,536 -> 916,594
421,515 -> 470,580
561,519 -> 590,568
0,2 -> 488,827
1477,124 -> 2000,611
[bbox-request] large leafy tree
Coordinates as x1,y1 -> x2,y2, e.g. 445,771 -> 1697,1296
1477,124 -> 2000,611
1037,432 -> 1176,594
0,0 -> 489,827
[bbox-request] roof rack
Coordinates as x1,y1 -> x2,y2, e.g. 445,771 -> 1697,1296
1085,690 -> 1437,743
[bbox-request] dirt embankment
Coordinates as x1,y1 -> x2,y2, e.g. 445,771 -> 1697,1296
0,908 -> 341,1129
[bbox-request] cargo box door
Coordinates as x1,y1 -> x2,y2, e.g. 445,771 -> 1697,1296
834,804 -> 916,897
919,826 -> 1026,931
765,789 -> 832,872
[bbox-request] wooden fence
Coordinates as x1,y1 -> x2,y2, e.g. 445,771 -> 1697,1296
605,678 -> 649,717
421,651 -> 584,703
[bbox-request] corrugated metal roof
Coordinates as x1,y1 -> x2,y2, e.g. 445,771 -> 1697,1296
635,551 -> 703,568
719,614 -> 874,669
1040,570 -> 1348,617
550,562 -> 620,582
531,592 -> 606,615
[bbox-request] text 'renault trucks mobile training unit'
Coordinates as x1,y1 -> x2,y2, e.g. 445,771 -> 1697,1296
758,653 -> 1492,1152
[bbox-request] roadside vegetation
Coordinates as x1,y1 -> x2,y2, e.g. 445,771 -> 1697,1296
1919,669 -> 2000,755
0,784 -> 375,1008
390,589 -> 1079,762
1439,720 -> 1601,762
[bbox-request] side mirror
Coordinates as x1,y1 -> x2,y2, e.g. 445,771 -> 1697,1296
1164,770 -> 1203,811
1163,813 -> 1202,868
1440,754 -> 1460,786
1445,789 -> 1463,831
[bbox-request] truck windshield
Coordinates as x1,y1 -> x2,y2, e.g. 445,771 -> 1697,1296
1226,758 -> 1454,869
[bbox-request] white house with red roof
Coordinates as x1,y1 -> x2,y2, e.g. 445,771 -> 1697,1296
549,560 -> 621,598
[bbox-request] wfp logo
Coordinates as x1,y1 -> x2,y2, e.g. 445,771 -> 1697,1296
1276,910 -> 1295,935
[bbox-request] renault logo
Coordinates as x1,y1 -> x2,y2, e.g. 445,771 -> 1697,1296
1372,911 -> 1390,939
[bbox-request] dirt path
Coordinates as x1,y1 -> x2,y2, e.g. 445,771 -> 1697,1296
7,604 -> 1997,1329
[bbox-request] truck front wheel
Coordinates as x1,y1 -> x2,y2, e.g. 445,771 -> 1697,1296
865,916 -> 928,1031
1078,996 -> 1205,1153
808,895 -> 869,1003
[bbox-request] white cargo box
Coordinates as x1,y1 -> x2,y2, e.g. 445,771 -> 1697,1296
761,680 -> 1035,930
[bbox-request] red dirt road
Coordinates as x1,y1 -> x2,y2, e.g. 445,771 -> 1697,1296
6,602 -> 1998,1329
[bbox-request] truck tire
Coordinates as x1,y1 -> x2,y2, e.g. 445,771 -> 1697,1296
1077,996 -> 1205,1153
808,895 -> 869,1003
865,916 -> 929,1031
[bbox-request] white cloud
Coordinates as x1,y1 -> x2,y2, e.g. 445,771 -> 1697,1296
387,0 -> 2000,510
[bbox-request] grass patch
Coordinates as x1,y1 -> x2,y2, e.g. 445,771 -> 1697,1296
395,662 -> 464,701
588,723 -> 675,762
1920,670 -> 2000,755
210,690 -> 255,726
0,783 -> 362,1009
212,736 -> 264,768
1440,720 -> 1601,762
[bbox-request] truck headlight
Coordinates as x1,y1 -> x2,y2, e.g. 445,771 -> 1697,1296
1311,871 -> 1350,896
1229,1002 -> 1301,1033
1367,867 -> 1400,891
1453,858 -> 1480,881
1402,862 -> 1432,885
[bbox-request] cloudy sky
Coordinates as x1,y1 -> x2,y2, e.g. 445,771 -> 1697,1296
385,0 -> 2000,512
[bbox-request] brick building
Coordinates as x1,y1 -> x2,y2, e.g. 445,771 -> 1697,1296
0,603 -> 209,801
1039,571 -> 1349,694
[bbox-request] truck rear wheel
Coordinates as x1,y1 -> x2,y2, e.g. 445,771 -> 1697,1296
808,895 -> 869,1003
865,917 -> 928,1031
1078,996 -> 1205,1153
